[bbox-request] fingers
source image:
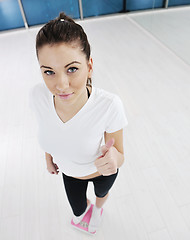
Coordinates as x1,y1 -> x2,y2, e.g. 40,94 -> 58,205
54,163 -> 59,170
53,163 -> 59,174
47,163 -> 59,175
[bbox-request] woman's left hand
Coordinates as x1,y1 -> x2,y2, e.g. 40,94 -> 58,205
94,138 -> 118,176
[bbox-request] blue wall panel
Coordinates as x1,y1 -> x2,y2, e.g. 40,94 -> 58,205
0,0 -> 24,31
1,0 -> 190,32
22,0 -> 80,26
126,0 -> 164,11
168,0 -> 190,6
82,0 -> 123,18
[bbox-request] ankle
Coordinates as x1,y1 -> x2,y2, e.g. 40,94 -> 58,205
94,204 -> 102,210
87,199 -> 91,207
95,202 -> 101,209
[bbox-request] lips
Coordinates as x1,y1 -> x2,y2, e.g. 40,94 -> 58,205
58,93 -> 73,96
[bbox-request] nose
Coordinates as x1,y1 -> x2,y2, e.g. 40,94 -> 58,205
56,74 -> 70,91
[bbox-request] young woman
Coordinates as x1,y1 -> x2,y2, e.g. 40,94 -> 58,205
29,12 -> 128,234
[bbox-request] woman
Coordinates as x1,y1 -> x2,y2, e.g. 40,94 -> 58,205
29,11 -> 128,234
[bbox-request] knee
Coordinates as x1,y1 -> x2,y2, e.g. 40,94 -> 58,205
72,200 -> 87,216
96,191 -> 109,198
73,205 -> 86,217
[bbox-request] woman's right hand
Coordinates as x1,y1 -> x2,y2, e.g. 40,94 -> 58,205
47,162 -> 59,175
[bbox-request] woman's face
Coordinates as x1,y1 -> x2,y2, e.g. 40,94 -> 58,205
38,42 -> 93,107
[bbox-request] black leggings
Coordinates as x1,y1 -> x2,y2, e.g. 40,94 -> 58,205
62,168 -> 119,216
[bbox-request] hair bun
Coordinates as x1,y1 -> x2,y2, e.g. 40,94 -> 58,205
57,11 -> 75,24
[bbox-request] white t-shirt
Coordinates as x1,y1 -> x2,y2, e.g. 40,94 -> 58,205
29,82 -> 128,177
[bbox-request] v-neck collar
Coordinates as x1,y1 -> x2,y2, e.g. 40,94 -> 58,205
51,86 -> 94,128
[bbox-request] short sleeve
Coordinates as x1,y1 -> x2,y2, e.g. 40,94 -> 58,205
105,95 -> 128,133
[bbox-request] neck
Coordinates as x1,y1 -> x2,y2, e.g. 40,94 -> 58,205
54,87 -> 88,113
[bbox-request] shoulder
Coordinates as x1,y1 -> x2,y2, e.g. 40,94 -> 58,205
29,83 -> 50,102
94,86 -> 119,106
29,82 -> 50,110
30,82 -> 46,95
99,88 -> 124,112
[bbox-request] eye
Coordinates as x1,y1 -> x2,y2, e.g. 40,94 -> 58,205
68,67 -> 78,73
44,70 -> 54,76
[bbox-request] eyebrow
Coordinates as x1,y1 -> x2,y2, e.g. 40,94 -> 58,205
40,61 -> 81,69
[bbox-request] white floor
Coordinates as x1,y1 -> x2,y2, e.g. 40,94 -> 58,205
0,7 -> 190,240
130,6 -> 190,66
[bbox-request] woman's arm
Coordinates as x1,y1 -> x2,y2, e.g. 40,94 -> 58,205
45,152 -> 59,175
45,152 -> 53,165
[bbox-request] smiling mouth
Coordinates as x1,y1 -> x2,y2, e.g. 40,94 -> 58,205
58,93 -> 73,96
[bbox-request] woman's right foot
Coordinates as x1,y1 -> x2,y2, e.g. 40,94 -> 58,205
72,200 -> 91,225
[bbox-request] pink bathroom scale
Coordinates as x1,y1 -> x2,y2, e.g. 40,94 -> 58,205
71,204 -> 103,235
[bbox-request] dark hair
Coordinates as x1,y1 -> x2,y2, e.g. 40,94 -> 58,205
36,12 -> 92,87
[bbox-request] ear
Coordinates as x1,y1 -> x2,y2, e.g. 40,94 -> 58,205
88,57 -> 93,78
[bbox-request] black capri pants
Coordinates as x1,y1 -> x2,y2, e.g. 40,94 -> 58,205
62,168 -> 119,217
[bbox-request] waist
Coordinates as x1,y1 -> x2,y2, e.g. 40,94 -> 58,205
73,171 -> 102,180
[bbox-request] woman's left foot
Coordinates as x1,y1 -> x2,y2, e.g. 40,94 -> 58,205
88,205 -> 103,233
